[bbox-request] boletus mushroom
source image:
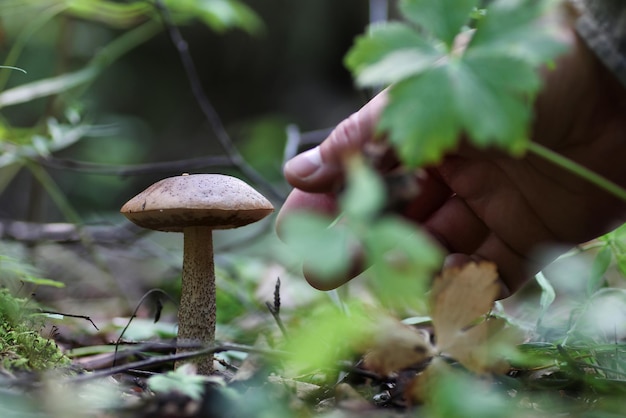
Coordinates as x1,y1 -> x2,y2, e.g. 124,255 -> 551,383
120,173 -> 274,374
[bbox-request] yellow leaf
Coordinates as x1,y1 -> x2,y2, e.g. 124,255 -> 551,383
429,261 -> 520,374
446,316 -> 518,374
430,261 -> 500,351
362,315 -> 435,376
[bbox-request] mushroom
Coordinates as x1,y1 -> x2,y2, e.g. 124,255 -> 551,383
120,173 -> 274,374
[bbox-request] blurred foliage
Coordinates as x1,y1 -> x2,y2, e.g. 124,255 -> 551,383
345,0 -> 566,166
3,1 -> 626,417
0,0 -> 262,221
0,256 -> 69,370
0,0 -> 367,219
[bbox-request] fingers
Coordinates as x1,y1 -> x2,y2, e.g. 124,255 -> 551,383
283,92 -> 389,193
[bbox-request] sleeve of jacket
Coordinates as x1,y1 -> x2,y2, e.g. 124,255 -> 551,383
571,0 -> 626,87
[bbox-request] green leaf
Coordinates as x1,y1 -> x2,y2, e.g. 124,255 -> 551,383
0,66 -> 26,74
379,68 -> 459,166
286,303 -> 370,371
345,22 -> 443,86
280,213 -> 354,280
364,217 -> 443,309
449,58 -> 530,152
604,222 -> 626,277
170,0 -> 263,34
0,255 -> 65,288
468,0 -> 566,64
534,272 -> 555,328
345,0 -> 565,167
340,156 -> 386,220
400,0 -> 479,47
588,246 -> 611,295
148,363 -> 213,400
427,362 -> 513,418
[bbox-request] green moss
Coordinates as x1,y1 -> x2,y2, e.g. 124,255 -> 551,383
0,289 -> 70,371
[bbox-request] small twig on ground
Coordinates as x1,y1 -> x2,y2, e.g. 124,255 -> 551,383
265,278 -> 288,339
71,342 -> 286,384
36,309 -> 99,331
153,0 -> 285,203
113,289 -> 178,367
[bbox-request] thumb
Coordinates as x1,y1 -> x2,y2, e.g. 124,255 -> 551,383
283,91 -> 388,192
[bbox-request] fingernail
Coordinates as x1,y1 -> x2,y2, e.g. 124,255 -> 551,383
285,146 -> 322,179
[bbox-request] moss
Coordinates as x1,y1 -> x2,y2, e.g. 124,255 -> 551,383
0,289 -> 70,371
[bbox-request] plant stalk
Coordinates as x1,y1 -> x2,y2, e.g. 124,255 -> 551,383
528,142 -> 626,203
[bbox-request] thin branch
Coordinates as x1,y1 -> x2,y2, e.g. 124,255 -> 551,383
0,219 -> 140,244
36,309 -> 99,331
69,342 -> 286,384
37,155 -> 233,176
528,142 -> 626,203
152,0 -> 285,203
113,289 -> 178,367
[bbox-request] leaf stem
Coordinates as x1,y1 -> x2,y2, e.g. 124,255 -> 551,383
527,142 -> 626,203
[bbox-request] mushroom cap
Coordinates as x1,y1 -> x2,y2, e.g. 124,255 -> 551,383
120,174 -> 274,232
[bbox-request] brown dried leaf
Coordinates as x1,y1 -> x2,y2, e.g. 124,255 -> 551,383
430,261 -> 500,351
430,261 -> 521,373
362,316 -> 435,376
446,316 -> 519,374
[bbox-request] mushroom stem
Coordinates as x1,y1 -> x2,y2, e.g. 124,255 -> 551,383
176,225 -> 216,374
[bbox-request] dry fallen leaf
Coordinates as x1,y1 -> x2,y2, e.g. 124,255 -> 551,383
430,261 -> 500,351
431,261 -> 519,374
362,315 -> 435,376
361,261 -> 518,382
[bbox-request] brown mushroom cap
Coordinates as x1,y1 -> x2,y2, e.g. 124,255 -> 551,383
120,174 -> 274,232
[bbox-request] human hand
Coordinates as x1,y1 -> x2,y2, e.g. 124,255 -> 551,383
278,28 -> 626,297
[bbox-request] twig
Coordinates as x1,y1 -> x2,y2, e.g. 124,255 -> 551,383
36,309 -> 99,331
0,219 -> 140,244
528,142 -> 626,203
113,289 -> 178,367
69,342 -> 286,384
152,0 -> 285,203
38,155 -> 233,176
265,278 -> 288,339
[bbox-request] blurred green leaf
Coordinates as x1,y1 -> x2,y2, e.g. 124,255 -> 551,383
58,0 -> 263,33
281,212 -> 355,281
427,362 -> 516,418
181,0 -> 264,34
345,0 -> 566,167
588,246 -> 612,295
365,217 -> 443,309
239,116 -> 288,181
148,363 -> 213,400
0,255 -> 65,288
400,0 -> 479,47
286,303 -> 370,371
340,156 -> 386,221
0,66 -> 26,74
0,67 -> 97,108
535,271 -> 555,328
345,22 -> 443,86
605,223 -> 626,277
468,0 -> 565,64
